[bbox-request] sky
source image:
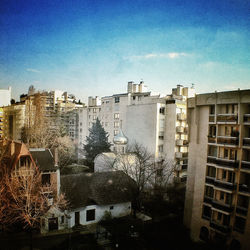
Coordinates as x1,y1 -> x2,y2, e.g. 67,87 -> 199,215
0,0 -> 249,103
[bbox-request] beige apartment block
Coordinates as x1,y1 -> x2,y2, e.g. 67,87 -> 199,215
184,89 -> 250,250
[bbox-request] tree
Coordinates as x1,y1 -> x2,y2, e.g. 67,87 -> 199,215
0,141 -> 68,232
108,142 -> 177,210
83,118 -> 111,167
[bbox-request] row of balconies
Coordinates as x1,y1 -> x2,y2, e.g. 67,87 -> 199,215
209,113 -> 250,125
207,156 -> 239,169
205,177 -> 236,191
208,135 -> 239,146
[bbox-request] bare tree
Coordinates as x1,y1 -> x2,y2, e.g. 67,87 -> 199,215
106,142 -> 177,208
0,155 -> 68,231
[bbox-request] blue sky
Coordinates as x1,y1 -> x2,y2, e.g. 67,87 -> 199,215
0,0 -> 249,102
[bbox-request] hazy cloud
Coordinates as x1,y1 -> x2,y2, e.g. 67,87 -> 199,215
26,68 -> 41,73
126,52 -> 189,61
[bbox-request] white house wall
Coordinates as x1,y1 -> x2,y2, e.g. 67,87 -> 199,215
67,202 -> 131,227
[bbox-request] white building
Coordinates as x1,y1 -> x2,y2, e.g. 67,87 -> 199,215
79,82 -> 195,182
0,87 -> 11,107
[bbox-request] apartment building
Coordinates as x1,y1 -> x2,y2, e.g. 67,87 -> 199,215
3,87 -> 83,142
184,90 -> 250,249
0,87 -> 11,139
78,82 -> 195,182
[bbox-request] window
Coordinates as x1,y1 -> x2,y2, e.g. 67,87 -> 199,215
202,206 -> 211,220
93,115 -> 97,120
226,104 -> 229,114
158,145 -> 163,152
205,186 -> 214,198
93,108 -> 96,113
80,128 -> 82,132
61,216 -> 64,224
42,174 -> 51,185
234,216 -> 246,233
223,170 -> 227,179
133,96 -> 136,100
86,209 -> 95,221
80,122 -> 82,126
159,107 -> 165,115
159,135 -> 164,140
224,149 -> 228,158
110,206 -> 114,210
114,113 -> 119,119
114,97 -> 120,103
114,121 -> 119,128
209,105 -> 215,115
220,192 -> 224,200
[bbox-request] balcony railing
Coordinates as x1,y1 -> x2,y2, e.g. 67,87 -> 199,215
203,196 -> 213,204
217,136 -> 239,146
214,179 -> 236,191
176,126 -> 184,133
243,138 -> 250,147
176,139 -> 188,146
239,184 -> 250,194
177,113 -> 186,121
210,221 -> 231,234
212,200 -> 234,213
207,156 -> 217,164
243,114 -> 250,124
216,158 -> 239,169
205,176 -> 215,184
217,114 -> 238,123
236,206 -> 248,216
175,152 -> 188,159
208,136 -> 216,143
241,161 -> 250,171
209,115 -> 215,123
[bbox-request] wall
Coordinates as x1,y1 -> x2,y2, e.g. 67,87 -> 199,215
67,202 -> 131,227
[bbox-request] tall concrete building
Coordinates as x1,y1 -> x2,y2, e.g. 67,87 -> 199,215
184,90 -> 250,249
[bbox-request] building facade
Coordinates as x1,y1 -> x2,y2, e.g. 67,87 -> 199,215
184,90 -> 250,249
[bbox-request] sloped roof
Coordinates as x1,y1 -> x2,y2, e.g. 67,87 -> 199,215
61,171 -> 136,210
30,149 -> 56,172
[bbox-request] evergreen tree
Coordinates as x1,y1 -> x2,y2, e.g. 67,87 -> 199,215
84,118 -> 111,167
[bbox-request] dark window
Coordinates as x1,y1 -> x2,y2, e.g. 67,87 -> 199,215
133,96 -> 136,100
234,216 -> 246,233
110,206 -> 114,210
86,209 -> 95,221
209,105 -> 215,115
159,107 -> 165,115
114,97 -> 120,103
61,216 -> 64,224
42,174 -> 51,185
202,205 -> 211,219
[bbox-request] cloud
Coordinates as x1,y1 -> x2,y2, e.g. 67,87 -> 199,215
126,52 -> 189,61
26,68 -> 41,73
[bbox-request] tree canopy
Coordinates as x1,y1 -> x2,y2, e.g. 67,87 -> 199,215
83,118 -> 111,166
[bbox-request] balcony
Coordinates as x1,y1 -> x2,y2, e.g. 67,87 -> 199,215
176,126 -> 184,133
209,115 -> 215,123
207,156 -> 217,165
217,114 -> 238,124
175,152 -> 188,159
217,136 -> 239,146
176,139 -> 188,146
208,136 -> 216,144
210,221 -> 231,234
239,184 -> 250,194
177,113 -> 186,121
212,200 -> 234,213
243,114 -> 250,125
204,196 -> 213,204
243,138 -> 250,147
213,179 -> 236,191
236,206 -> 248,216
241,161 -> 250,171
216,158 -> 239,169
205,176 -> 215,184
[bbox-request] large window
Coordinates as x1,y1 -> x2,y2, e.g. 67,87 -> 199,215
114,97 -> 120,103
86,209 -> 95,221
42,174 -> 51,185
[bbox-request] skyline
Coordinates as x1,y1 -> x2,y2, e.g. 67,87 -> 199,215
0,0 -> 249,103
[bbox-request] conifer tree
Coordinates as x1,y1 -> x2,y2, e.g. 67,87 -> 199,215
84,118 -> 111,166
